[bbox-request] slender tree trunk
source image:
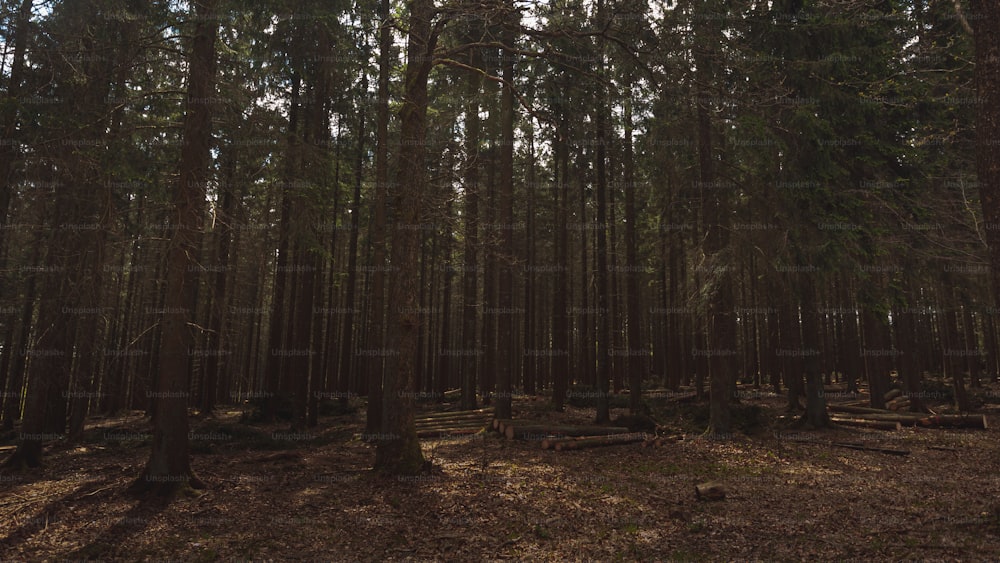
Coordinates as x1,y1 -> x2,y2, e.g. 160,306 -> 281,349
366,0 -> 392,432
623,94 -> 643,413
438,199 -> 455,400
594,99 -> 611,424
200,145 -> 236,414
494,7 -> 517,420
338,72 -> 366,406
263,74 -> 301,421
130,0 -> 217,494
862,305 -> 891,410
552,116 -> 570,410
459,28 -> 481,411
779,296 -> 804,411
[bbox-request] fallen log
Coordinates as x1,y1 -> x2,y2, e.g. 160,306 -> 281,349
886,398 -> 910,412
551,432 -> 648,451
492,419 -> 514,433
500,420 -> 516,435
506,424 -> 630,441
414,421 -> 490,433
416,427 -> 483,439
830,417 -> 902,431
884,388 -> 903,402
829,410 -> 987,429
921,414 -> 988,429
415,408 -> 494,422
828,404 -> 900,416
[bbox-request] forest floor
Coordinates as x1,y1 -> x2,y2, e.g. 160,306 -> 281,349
3,383 -> 1000,562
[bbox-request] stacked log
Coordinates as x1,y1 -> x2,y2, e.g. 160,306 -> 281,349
504,423 -> 629,441
545,432 -> 648,451
491,418 -> 649,450
414,408 -> 494,438
827,404 -> 987,429
829,418 -> 902,431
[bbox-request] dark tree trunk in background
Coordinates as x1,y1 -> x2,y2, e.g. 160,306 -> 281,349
339,73 -> 366,405
263,74 -> 301,422
459,29 -> 481,411
494,7 -> 517,421
365,0 -> 392,433
551,116 -> 570,411
594,119 -> 612,424
779,297 -> 804,411
623,95 -> 643,413
130,0 -> 217,494
862,306 -> 891,410
971,0 -> 1000,311
799,275 -> 829,428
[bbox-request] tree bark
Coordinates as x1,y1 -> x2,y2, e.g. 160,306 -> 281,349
494,4 -> 517,421
459,30 -> 482,411
130,0 -> 217,494
971,0 -> 1000,314
365,0 -> 392,433
375,0 -> 435,475
551,432 -> 646,451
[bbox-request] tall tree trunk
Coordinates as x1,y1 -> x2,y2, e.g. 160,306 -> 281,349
130,0 -> 217,494
971,0 -> 1000,312
594,94 -> 612,424
263,74 -> 301,421
374,0 -> 435,475
459,27 -> 482,411
695,3 -> 734,434
338,72 -> 366,406
200,144 -> 236,414
623,94 -> 643,413
366,0 -> 392,432
494,7 -> 517,421
551,116 -> 570,410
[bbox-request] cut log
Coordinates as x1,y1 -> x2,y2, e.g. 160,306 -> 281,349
886,398 -> 910,412
830,417 -> 902,431
884,388 -> 903,402
695,481 -> 727,501
492,419 -> 516,433
828,404 -> 900,416
921,414 -> 988,429
829,411 -> 987,429
414,421 -> 489,433
551,432 -> 647,451
414,408 -> 494,422
416,427 -> 483,439
505,424 -> 630,441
